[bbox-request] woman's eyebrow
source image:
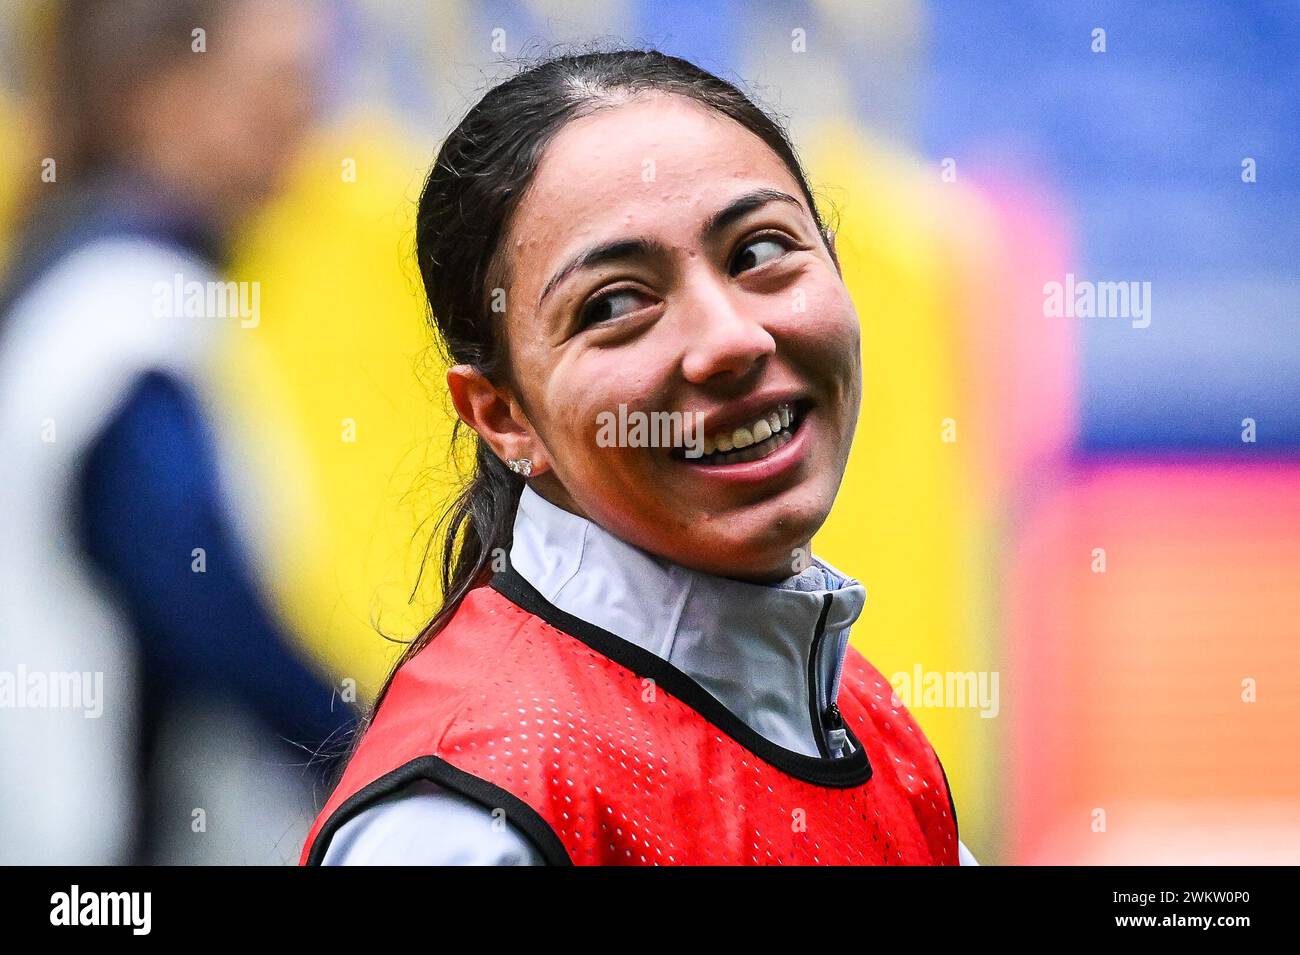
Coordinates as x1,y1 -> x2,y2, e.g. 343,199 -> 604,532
538,237 -> 669,306
699,188 -> 803,241
537,188 -> 803,306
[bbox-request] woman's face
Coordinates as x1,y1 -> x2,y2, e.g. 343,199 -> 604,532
465,92 -> 861,582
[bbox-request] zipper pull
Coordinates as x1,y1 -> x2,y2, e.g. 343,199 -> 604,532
825,701 -> 844,728
824,702 -> 848,757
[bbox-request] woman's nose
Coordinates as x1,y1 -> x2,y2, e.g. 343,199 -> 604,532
677,280 -> 777,384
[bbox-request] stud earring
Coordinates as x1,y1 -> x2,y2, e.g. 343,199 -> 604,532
507,457 -> 532,477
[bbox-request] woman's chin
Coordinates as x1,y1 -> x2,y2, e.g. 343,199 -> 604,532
673,503 -> 831,579
671,462 -> 834,534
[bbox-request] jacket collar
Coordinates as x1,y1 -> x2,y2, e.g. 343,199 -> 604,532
507,485 -> 867,757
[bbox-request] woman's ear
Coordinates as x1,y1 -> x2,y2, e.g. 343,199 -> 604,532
446,364 -> 549,475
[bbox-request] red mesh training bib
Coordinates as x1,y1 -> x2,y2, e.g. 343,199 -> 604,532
302,572 -> 960,866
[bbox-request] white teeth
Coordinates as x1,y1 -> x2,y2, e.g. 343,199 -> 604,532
686,401 -> 802,465
706,402 -> 797,451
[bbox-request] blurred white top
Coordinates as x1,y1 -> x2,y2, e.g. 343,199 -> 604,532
0,237 -> 218,863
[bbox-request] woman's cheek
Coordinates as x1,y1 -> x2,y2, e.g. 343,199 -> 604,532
778,282 -> 858,363
549,368 -> 644,463
537,373 -> 599,464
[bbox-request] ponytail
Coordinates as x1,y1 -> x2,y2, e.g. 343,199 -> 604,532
368,434 -> 523,713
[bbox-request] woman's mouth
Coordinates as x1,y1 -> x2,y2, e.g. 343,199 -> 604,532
672,399 -> 810,467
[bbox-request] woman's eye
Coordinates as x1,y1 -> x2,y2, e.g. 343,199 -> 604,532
579,288 -> 650,326
729,236 -> 789,276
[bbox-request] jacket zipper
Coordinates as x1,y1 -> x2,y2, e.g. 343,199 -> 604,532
824,700 -> 850,757
808,593 -> 850,759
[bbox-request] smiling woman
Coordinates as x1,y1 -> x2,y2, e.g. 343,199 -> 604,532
300,48 -> 975,867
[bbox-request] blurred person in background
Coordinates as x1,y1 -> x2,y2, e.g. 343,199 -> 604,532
0,0 -> 354,864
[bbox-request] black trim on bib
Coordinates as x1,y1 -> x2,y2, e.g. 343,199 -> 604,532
934,745 -> 961,845
490,565 -> 874,788
304,755 -> 573,866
